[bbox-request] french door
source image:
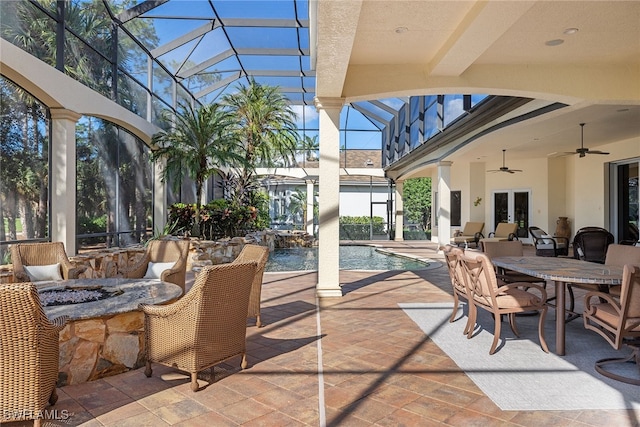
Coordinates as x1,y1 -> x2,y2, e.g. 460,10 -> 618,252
610,159 -> 639,244
492,189 -> 531,242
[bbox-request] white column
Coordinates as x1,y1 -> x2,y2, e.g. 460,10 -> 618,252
437,161 -> 453,248
315,97 -> 343,298
394,180 -> 404,241
153,158 -> 167,234
50,109 -> 80,255
306,180 -> 315,235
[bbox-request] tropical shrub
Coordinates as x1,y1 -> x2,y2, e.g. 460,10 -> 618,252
339,216 -> 385,240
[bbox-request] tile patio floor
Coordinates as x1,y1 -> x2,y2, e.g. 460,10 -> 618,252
3,241 -> 639,426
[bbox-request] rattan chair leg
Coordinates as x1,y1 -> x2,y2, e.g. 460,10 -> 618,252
256,315 -> 263,328
190,373 -> 200,391
145,362 -> 152,378
49,388 -> 58,405
241,353 -> 248,369
34,418 -> 41,427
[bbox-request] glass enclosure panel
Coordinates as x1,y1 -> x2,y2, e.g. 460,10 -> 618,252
76,117 -> 152,251
65,31 -> 113,98
0,1 -> 57,67
0,77 -> 50,258
443,94 -> 464,127
117,28 -> 149,87
117,71 -> 149,118
152,63 -> 174,107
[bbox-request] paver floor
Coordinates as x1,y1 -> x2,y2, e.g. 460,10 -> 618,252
3,241 -> 639,426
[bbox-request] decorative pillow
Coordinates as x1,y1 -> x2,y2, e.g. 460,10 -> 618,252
143,262 -> 176,279
23,263 -> 63,282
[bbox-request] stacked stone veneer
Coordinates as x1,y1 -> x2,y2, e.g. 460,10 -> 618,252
0,229 -> 316,386
57,311 -> 145,386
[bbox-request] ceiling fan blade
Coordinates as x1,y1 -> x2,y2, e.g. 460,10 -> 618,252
589,150 -> 610,155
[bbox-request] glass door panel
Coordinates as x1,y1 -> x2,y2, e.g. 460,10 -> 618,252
492,190 -> 531,242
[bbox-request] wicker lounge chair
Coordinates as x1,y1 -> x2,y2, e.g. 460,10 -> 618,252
1,283 -> 68,427
458,251 -> 549,355
10,241 -> 84,282
121,239 -> 190,294
140,261 -> 257,392
232,244 -> 270,327
528,226 -> 569,257
572,226 -> 614,264
583,264 -> 640,385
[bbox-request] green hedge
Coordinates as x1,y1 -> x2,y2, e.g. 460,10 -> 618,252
339,216 -> 385,240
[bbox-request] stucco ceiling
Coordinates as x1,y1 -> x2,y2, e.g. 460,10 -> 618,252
314,0 -> 640,165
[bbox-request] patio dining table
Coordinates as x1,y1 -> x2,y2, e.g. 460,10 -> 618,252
491,256 -> 623,356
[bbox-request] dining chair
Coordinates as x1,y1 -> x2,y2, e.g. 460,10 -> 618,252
481,240 -> 547,286
458,251 -> 549,355
121,239 -> 190,294
583,264 -> 640,385
231,244 -> 270,327
140,261 -> 257,392
10,241 -> 85,282
442,245 -> 474,337
0,283 -> 68,427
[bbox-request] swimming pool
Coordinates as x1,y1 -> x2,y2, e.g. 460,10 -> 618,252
265,245 -> 429,272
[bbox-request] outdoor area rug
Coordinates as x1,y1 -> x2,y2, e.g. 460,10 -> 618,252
400,302 -> 640,411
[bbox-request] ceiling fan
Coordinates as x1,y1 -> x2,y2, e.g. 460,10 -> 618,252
572,123 -> 610,158
487,149 -> 522,174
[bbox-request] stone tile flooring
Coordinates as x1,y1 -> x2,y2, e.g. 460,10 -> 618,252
3,241 -> 639,426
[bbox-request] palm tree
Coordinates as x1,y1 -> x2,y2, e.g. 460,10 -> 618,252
151,102 -> 247,237
297,135 -> 319,165
222,78 -> 300,182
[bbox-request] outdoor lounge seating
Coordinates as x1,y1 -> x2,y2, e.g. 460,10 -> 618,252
583,264 -> 640,385
480,223 -> 518,247
451,222 -> 484,248
573,226 -> 614,264
442,245 -> 474,337
121,239 -> 190,294
528,226 -> 569,257
458,251 -> 549,355
10,241 -> 85,282
140,261 -> 257,392
1,282 -> 68,427
231,244 -> 270,327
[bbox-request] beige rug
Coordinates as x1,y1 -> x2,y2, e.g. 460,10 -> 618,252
401,302 -> 640,411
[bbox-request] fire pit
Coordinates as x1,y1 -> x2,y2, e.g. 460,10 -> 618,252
37,278 -> 182,386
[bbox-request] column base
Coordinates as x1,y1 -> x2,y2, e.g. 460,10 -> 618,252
316,288 -> 343,298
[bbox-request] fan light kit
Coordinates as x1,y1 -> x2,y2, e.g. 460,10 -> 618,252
487,149 -> 522,174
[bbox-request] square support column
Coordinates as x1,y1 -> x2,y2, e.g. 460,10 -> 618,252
50,109 -> 81,255
394,180 -> 404,241
315,97 -> 344,298
153,158 -> 167,234
306,180 -> 315,235
437,161 -> 453,248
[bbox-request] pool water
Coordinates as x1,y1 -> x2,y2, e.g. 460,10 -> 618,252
265,246 -> 428,272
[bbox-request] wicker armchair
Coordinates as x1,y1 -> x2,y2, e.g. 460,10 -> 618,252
572,226 -> 614,264
140,261 -> 257,392
232,244 -> 270,327
10,242 -> 84,282
528,226 -> 569,257
121,239 -> 190,294
1,283 -> 68,427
